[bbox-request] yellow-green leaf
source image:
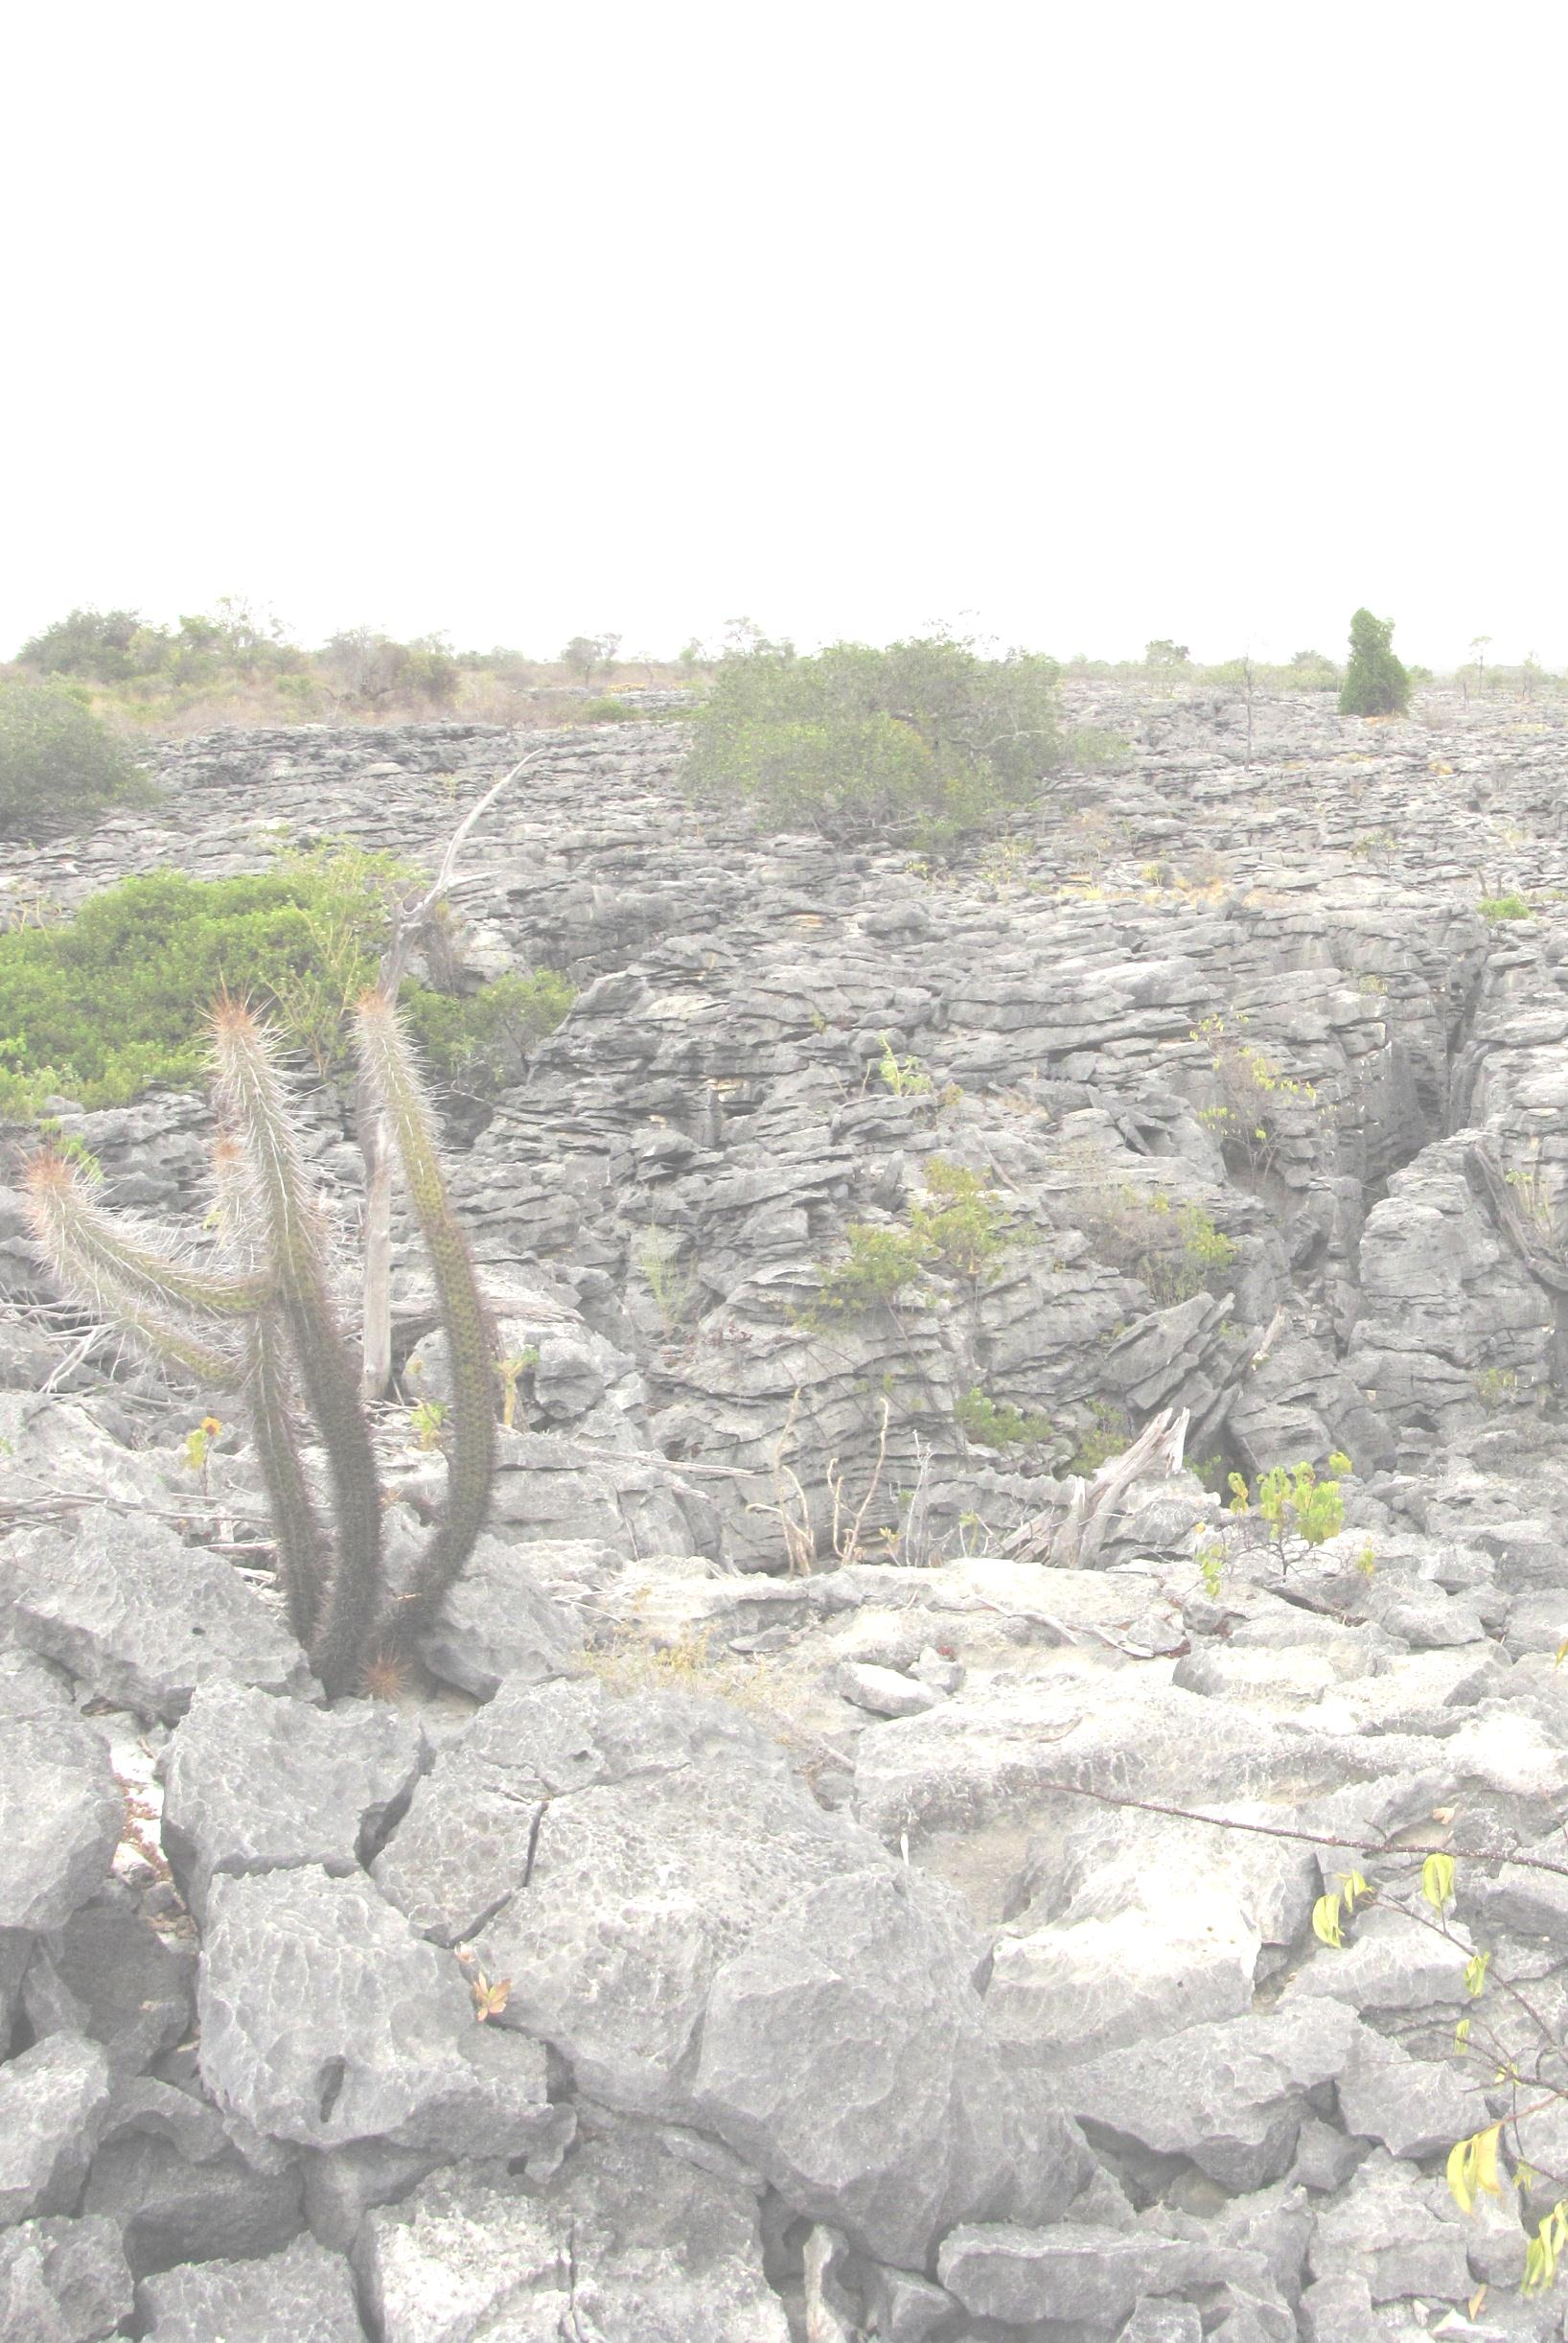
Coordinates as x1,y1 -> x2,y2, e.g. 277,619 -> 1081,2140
1311,1891 -> 1343,1949
1453,2017 -> 1471,2053
1448,2135 -> 1477,2215
1464,1950 -> 1491,1999
1422,1852 -> 1456,1911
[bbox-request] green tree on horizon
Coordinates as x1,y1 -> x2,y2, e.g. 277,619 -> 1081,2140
1340,608 -> 1411,716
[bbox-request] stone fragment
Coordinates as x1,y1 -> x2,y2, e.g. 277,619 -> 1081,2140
135,2232 -> 364,2341
0,1516 -> 313,1721
935,2220 -> 1237,2328
414,1531 -> 581,1699
159,1682 -> 425,1919
1062,2000 -> 1359,2189
0,2215 -> 132,2343
1335,2023 -> 1489,2158
81,2129 -> 303,2278
24,1884 -> 194,2077
0,2036 -> 112,2225
1119,2303 -> 1204,2342
196,1867 -> 558,2158
0,1664 -> 121,1934
1307,2147 -> 1472,2304
356,2130 -> 790,2342
834,1660 -> 941,1718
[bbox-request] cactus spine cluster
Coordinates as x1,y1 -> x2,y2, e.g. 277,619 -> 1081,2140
24,991 -> 496,1696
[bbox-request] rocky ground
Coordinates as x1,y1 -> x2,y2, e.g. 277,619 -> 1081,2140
6,682 -> 1568,2336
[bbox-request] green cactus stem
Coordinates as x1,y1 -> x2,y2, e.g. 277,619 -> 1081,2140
211,1000 -> 381,1695
355,986 -> 496,1661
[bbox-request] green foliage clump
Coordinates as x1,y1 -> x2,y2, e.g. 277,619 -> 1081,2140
0,682 -> 153,844
19,599 -> 313,707
0,857 -> 572,1118
687,635 -> 1062,842
955,1387 -> 1051,1450
321,630 -> 458,709
576,696 -> 639,723
812,1223 -> 933,1321
402,969 -> 575,1091
1339,609 -> 1411,717
1480,893 -> 1532,921
1067,1399 -> 1132,1474
909,1156 -> 1015,1278
1074,1179 -> 1237,1306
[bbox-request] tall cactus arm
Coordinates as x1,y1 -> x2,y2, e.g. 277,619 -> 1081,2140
23,1150 -> 267,1323
244,1309 -> 330,1651
211,1001 -> 381,1695
355,987 -> 496,1659
22,1152 -> 248,1389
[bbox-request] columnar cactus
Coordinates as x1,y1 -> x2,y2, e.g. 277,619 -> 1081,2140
24,991 -> 497,1696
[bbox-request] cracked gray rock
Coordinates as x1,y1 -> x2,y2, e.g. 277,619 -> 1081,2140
0,2215 -> 132,2343
0,2036 -> 112,2227
196,1866 -> 560,2160
159,1682 -> 426,1919
134,2232 -> 365,2342
0,1514 -> 314,1721
355,2127 -> 789,2343
0,1661 -> 121,1935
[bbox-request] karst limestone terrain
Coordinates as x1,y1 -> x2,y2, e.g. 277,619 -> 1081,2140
6,681 -> 1568,2339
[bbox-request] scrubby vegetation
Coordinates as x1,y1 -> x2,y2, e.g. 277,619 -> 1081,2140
1339,608 -> 1412,718
0,680 -> 154,842
686,634 -> 1063,843
0,851 -> 573,1121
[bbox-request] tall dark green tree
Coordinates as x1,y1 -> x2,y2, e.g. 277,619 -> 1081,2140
1339,609 -> 1411,716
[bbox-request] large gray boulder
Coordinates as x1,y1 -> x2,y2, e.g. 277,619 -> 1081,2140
356,2128 -> 789,2343
0,2036 -> 112,2226
374,1674 -> 1091,2264
22,1884 -> 194,2078
1059,2001 -> 1360,2190
0,2215 -> 132,2343
135,2232 -> 364,2341
81,2127 -> 304,2279
0,1515 -> 314,1721
0,1659 -> 121,1935
159,1682 -> 426,1919
196,1867 -> 564,2163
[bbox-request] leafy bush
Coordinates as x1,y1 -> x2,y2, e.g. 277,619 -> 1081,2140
1072,1178 -> 1236,1305
687,635 -> 1062,841
0,858 -> 572,1116
909,1157 -> 1016,1279
321,630 -> 459,709
811,1223 -> 933,1320
1067,1399 -> 1132,1474
576,696 -> 639,723
955,1387 -> 1051,1450
0,683 -> 153,844
18,599 -> 311,701
1480,893 -> 1532,921
1339,609 -> 1411,717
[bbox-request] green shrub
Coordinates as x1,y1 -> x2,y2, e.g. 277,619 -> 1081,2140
955,1387 -> 1051,1449
909,1157 -> 1015,1279
812,1223 -> 933,1320
402,968 -> 575,1090
0,682 -> 153,843
1480,893 -> 1532,921
0,857 -> 572,1115
1073,1179 -> 1237,1305
575,696 -> 639,723
687,635 -> 1061,841
1068,1399 -> 1132,1474
1339,609 -> 1411,717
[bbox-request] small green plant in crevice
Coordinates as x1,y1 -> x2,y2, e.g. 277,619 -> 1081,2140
1073,1177 -> 1237,1308
1067,1399 -> 1133,1475
409,1399 -> 448,1451
955,1387 -> 1052,1451
495,1348 -> 539,1430
909,1156 -> 1016,1280
637,1228 -> 701,1335
811,1223 -> 933,1323
1480,892 -> 1533,921
24,992 -> 498,1696
1474,1365 -> 1520,1412
873,1032 -> 934,1098
1221,1452 -> 1354,1576
1191,1013 -> 1324,1181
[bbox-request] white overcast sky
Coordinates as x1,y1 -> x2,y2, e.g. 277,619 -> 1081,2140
5,3 -> 1563,669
